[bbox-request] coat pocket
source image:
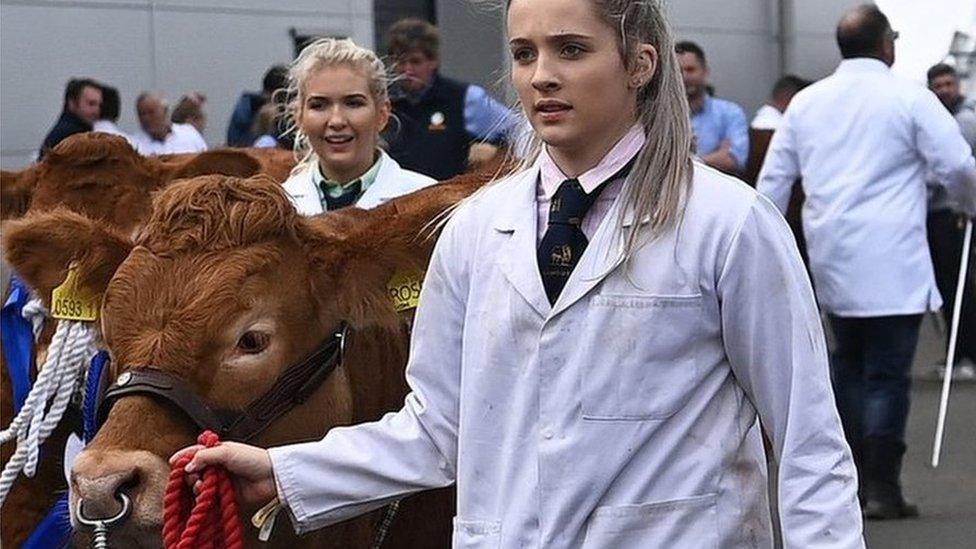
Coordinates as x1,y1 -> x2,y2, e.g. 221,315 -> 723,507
582,493 -> 719,549
452,517 -> 502,549
580,294 -> 705,420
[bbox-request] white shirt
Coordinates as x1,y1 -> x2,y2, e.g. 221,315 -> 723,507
131,123 -> 208,155
750,104 -> 783,130
757,58 -> 976,317
270,162 -> 863,547
92,120 -> 130,141
281,150 -> 437,214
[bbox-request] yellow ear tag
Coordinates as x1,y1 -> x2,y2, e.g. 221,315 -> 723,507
387,270 -> 424,312
51,263 -> 99,321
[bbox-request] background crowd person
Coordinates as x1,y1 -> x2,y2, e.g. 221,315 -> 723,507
226,64 -> 288,147
675,40 -> 748,174
171,91 -> 208,135
92,84 -> 129,141
39,77 -> 102,157
751,74 -> 810,130
383,18 -> 516,180
758,4 -> 976,521
281,38 -> 436,215
250,103 -> 281,148
926,62 -> 976,379
131,91 -> 207,155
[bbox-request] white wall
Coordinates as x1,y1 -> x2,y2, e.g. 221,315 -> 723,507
0,0 -> 373,169
6,0 -> 940,170
433,0 -> 866,123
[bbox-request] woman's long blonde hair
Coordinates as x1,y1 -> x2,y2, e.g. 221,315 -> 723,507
500,0 -> 694,260
281,38 -> 392,177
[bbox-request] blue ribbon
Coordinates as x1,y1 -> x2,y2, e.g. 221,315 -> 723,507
83,351 -> 109,443
1,275 -> 36,414
22,495 -> 71,549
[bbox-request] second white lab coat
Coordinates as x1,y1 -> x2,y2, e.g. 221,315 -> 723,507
270,163 -> 863,548
757,58 -> 976,317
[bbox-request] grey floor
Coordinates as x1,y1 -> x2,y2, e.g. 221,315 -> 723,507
863,316 -> 976,548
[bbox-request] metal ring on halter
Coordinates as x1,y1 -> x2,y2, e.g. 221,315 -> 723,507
76,491 -> 132,528
336,323 -> 348,361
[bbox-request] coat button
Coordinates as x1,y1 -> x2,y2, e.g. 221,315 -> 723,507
542,428 -> 554,439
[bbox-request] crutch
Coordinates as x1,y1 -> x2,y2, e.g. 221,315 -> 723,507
932,217 -> 973,467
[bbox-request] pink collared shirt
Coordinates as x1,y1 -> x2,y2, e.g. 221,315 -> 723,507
536,125 -> 646,241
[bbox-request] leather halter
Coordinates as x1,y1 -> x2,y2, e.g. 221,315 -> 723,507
96,323 -> 348,442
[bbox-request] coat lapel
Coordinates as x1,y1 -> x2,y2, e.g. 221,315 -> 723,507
492,168 -> 550,319
356,151 -> 402,208
283,166 -> 324,216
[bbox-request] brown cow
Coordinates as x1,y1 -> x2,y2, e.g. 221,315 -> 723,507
4,172 -> 488,547
0,133 -> 297,547
0,132 -> 295,226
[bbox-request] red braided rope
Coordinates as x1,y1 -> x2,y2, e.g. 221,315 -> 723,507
163,431 -> 245,549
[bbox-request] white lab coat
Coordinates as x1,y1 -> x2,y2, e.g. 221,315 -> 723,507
281,150 -> 437,214
270,163 -> 864,548
757,58 -> 976,317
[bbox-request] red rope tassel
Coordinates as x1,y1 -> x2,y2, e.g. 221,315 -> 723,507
163,431 -> 245,549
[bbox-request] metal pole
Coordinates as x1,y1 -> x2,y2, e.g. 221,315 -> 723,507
932,218 -> 973,467
776,0 -> 793,76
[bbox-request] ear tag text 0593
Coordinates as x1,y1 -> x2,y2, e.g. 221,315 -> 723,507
387,270 -> 424,312
51,263 -> 98,321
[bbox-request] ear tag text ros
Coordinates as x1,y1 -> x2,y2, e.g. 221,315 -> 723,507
51,263 -> 98,321
387,270 -> 424,312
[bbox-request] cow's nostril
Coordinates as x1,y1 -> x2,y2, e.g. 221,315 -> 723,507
77,491 -> 132,527
74,470 -> 137,518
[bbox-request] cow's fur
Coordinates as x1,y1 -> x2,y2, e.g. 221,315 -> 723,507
3,172 -> 488,547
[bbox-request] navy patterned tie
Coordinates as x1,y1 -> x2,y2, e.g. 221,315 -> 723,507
537,178 -> 604,305
322,179 -> 362,211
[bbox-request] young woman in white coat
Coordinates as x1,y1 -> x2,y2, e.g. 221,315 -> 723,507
280,38 -> 436,214
176,1 -> 864,546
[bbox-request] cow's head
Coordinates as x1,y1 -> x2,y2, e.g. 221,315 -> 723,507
3,173 -> 477,546
1,132 -> 292,234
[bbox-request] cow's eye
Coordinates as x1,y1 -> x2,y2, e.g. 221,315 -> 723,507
236,331 -> 270,354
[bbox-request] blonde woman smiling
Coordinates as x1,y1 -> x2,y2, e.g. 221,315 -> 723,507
282,38 -> 436,214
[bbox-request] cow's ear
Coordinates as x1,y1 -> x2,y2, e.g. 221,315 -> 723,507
299,174 -> 486,329
300,208 -> 424,330
165,150 -> 263,180
1,166 -> 38,220
3,209 -> 133,305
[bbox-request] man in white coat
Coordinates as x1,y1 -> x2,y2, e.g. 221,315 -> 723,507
758,5 -> 976,520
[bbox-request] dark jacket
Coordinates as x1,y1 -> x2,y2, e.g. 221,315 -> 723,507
40,111 -> 91,158
385,75 -> 471,180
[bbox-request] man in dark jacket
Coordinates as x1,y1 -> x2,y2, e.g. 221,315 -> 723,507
384,18 -> 515,180
39,78 -> 102,158
226,65 -> 288,147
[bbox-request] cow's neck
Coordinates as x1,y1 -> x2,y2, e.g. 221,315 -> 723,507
343,322 -> 412,422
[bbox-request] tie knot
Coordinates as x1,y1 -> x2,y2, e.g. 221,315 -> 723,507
322,179 -> 363,210
549,178 -> 594,225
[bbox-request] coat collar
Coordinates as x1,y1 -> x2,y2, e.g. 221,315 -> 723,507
359,151 -> 414,207
283,151 -> 418,215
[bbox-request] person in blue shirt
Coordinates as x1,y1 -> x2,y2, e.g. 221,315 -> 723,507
676,41 -> 749,175
383,18 -> 517,180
